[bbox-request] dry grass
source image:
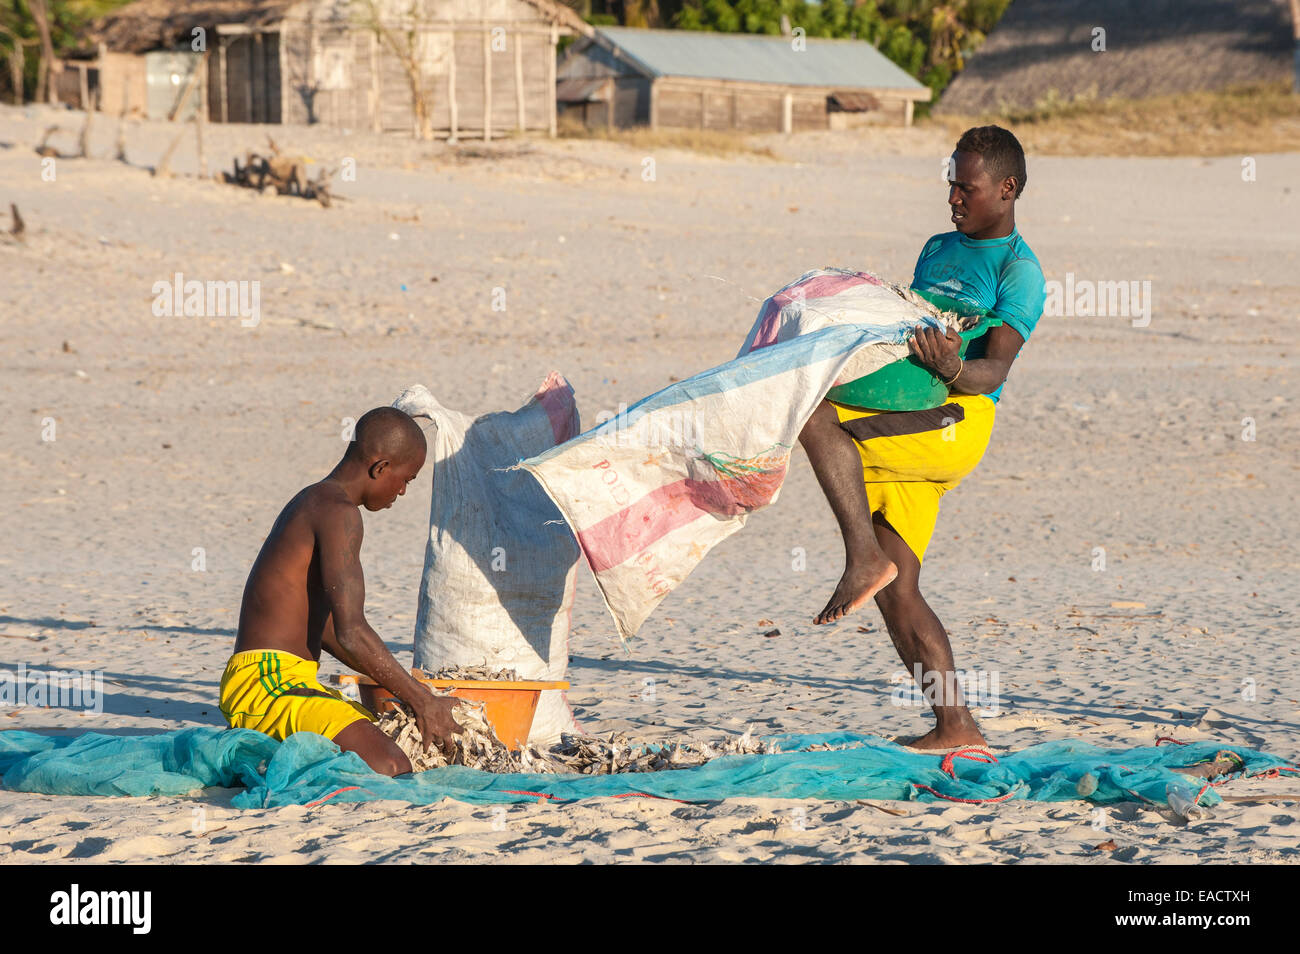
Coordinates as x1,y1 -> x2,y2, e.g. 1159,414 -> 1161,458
557,114 -> 779,159
930,82 -> 1300,157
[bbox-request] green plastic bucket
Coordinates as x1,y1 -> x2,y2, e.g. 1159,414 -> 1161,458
824,291 -> 1000,412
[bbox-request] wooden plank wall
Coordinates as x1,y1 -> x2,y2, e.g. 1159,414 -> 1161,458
829,96 -> 911,127
734,89 -> 785,132
702,90 -> 731,130
656,81 -> 807,133
216,34 -> 281,124
513,32 -> 555,131
612,76 -> 649,126
379,34 -> 415,131
792,95 -> 827,131
656,86 -> 703,128
653,79 -> 918,132
265,34 -> 283,123
97,52 -> 147,117
437,29 -> 551,133
279,21 -> 308,124
351,30 -> 375,131
280,21 -> 339,126
226,37 -> 252,122
273,0 -> 564,136
205,54 -> 221,119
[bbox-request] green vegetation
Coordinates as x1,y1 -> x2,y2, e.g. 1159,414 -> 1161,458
1,0 -> 133,101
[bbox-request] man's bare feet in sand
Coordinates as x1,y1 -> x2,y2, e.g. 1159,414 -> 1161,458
897,726 -> 989,752
814,549 -> 898,624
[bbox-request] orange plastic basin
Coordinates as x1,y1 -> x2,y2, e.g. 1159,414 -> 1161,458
335,669 -> 569,750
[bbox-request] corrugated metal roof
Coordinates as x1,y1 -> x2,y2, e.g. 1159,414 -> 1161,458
593,27 -> 927,91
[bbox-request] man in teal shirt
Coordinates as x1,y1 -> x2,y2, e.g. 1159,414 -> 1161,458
798,125 -> 1046,752
911,219 -> 1046,403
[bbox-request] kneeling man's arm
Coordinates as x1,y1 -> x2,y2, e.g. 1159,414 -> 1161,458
317,504 -> 434,711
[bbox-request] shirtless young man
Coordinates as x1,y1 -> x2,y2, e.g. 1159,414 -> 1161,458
798,125 -> 1046,751
219,406 -> 460,776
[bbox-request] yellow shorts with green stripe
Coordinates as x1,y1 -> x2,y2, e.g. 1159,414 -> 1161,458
218,650 -> 376,742
830,392 -> 997,565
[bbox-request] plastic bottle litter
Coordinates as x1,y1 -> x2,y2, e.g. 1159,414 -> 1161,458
1165,781 -> 1210,821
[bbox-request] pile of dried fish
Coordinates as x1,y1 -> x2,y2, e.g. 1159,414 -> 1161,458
424,665 -> 521,681
896,283 -> 978,332
378,703 -> 781,776
379,699 -> 526,773
537,727 -> 778,775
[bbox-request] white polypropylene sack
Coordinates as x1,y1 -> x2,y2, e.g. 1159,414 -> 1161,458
392,372 -> 581,743
522,270 -> 954,641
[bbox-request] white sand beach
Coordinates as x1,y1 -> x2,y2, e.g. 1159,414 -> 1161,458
1,103 -> 1297,863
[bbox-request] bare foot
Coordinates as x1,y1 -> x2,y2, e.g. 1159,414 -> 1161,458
814,552 -> 898,624
895,726 -> 989,751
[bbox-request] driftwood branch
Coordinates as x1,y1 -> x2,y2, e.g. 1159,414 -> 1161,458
8,203 -> 24,241
77,88 -> 99,158
35,125 -> 65,158
153,127 -> 187,177
194,51 -> 210,177
114,69 -> 134,162
167,62 -> 203,122
219,141 -> 337,207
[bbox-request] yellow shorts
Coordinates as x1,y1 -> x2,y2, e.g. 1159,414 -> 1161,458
218,650 -> 376,742
831,392 -> 996,565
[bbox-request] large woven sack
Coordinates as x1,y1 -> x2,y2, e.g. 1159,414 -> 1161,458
392,372 -> 581,743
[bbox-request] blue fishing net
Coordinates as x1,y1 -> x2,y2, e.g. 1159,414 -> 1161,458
0,728 -> 1291,810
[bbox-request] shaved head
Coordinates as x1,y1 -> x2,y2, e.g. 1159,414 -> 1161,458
346,407 -> 426,465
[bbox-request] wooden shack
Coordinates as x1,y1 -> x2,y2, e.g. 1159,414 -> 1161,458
557,27 -> 931,132
82,0 -> 592,137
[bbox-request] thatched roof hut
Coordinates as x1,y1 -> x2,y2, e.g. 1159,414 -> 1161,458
86,0 -> 589,54
937,0 -> 1295,113
82,0 -> 592,136
86,0 -> 300,55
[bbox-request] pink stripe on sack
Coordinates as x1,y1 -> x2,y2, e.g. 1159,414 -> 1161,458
749,297 -> 787,351
578,464 -> 788,573
748,271 -> 881,352
533,371 -> 579,446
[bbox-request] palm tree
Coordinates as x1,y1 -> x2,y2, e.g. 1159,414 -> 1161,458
0,10 -> 27,104
927,0 -> 975,70
1289,0 -> 1299,93
26,0 -> 58,103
